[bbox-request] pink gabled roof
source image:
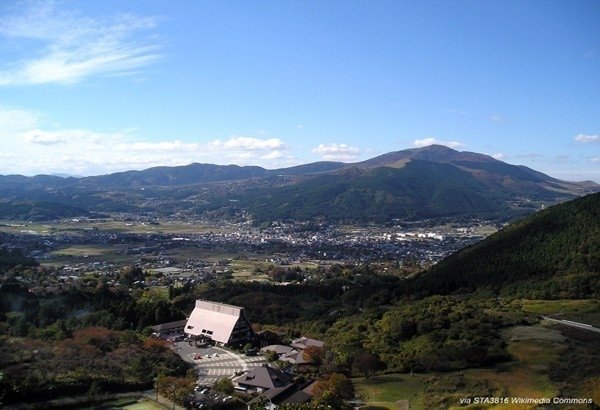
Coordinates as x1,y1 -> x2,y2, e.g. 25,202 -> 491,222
185,300 -> 243,344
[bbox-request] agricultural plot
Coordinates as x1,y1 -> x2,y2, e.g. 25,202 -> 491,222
44,244 -> 139,266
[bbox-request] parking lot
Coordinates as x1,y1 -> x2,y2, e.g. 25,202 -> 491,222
173,341 -> 268,386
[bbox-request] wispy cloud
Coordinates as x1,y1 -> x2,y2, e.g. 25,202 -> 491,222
0,1 -> 161,85
312,143 -> 361,162
444,108 -> 470,116
490,114 -> 507,123
413,137 -> 465,149
491,153 -> 506,160
574,134 -> 599,144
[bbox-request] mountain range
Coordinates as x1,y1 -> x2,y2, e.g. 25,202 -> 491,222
0,145 -> 597,222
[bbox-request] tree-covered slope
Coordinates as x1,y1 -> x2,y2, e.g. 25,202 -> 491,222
0,201 -> 90,221
411,192 -> 600,297
241,160 -> 510,223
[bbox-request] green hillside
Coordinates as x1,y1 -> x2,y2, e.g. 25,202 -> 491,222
243,160 -> 511,223
411,192 -> 600,298
0,201 -> 90,221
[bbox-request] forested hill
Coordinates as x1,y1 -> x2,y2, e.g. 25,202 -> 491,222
409,192 -> 600,298
0,247 -> 37,272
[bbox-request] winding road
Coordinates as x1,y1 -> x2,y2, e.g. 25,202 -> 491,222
541,316 -> 600,334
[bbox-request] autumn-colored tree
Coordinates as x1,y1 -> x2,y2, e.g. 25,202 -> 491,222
73,327 -> 120,352
156,374 -> 195,406
302,345 -> 325,365
351,353 -> 383,378
311,373 -> 353,408
143,337 -> 170,353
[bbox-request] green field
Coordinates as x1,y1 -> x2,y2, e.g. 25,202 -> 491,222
451,325 -> 565,409
0,219 -> 237,235
354,374 -> 424,409
520,299 -> 600,327
123,400 -> 166,410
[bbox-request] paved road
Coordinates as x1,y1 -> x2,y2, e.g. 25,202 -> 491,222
542,316 -> 600,333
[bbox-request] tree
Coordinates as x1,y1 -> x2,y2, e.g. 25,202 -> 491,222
242,343 -> 254,353
213,378 -> 234,395
156,375 -> 195,406
264,349 -> 279,362
312,373 -> 353,408
302,345 -> 325,366
351,353 -> 383,378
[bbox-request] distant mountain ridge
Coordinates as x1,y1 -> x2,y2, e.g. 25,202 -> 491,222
0,145 -> 597,222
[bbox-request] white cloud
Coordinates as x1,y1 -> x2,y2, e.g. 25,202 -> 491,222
491,153 -> 506,160
490,114 -> 507,123
413,138 -> 465,149
444,108 -> 470,116
8,132 -> 294,175
0,1 -> 161,85
0,105 -> 40,130
574,134 -> 599,144
210,136 -> 286,151
261,151 -> 285,160
23,130 -> 65,145
312,143 -> 361,162
0,105 -> 295,174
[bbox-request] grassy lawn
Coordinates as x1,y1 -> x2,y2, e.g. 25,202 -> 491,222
457,324 -> 565,409
354,374 -> 424,409
508,338 -> 566,367
521,299 -> 600,316
465,367 -> 557,410
521,299 -> 600,327
123,400 -> 166,410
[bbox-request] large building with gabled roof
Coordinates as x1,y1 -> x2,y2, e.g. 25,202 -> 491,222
184,300 -> 253,346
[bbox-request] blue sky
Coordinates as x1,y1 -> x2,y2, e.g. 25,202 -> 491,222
0,0 -> 598,181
